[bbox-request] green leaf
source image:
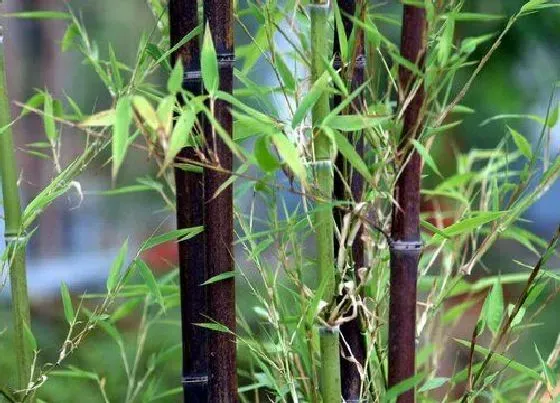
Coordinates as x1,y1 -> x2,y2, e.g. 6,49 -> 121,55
157,95 -> 176,138
168,60 -> 184,94
201,23 -> 219,95
330,128 -> 372,182
323,115 -> 387,131
80,109 -> 116,127
106,240 -> 128,292
166,104 -> 196,166
535,344 -> 556,387
384,372 -> 425,402
274,54 -> 296,92
411,139 -> 442,177
202,270 -> 236,286
108,44 -> 123,92
4,11 -> 72,20
132,96 -> 159,130
194,322 -> 231,333
507,126 -> 532,159
62,22 -> 80,52
60,282 -> 75,325
521,0 -> 549,13
140,227 -> 204,253
292,71 -> 330,128
482,279 -> 504,335
113,97 -> 132,178
271,132 -> 305,181
254,136 -> 280,172
51,368 -> 98,381
418,377 -> 449,393
454,339 -> 543,381
43,91 -> 57,143
546,104 -> 559,128
136,260 -> 165,309
440,211 -> 506,237
23,322 -> 37,352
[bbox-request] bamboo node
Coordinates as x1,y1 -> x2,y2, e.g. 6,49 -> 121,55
319,325 -> 340,335
388,239 -> 423,255
216,52 -> 236,67
182,375 -> 209,385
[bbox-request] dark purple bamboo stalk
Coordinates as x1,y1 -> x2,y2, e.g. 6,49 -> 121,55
203,0 -> 237,401
332,0 -> 367,401
388,5 -> 426,403
169,1 -> 208,401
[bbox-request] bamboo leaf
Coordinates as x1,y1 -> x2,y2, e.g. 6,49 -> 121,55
51,368 -> 98,381
80,109 -> 116,127
201,23 -> 219,95
292,71 -> 330,128
384,372 -> 425,401
411,139 -> 442,177
23,322 -> 36,352
482,279 -> 504,335
166,104 -> 196,166
202,270 -> 236,286
157,95 -> 175,138
136,260 -> 165,309
454,339 -> 543,381
254,136 -> 280,172
418,377 -> 449,393
4,11 -> 72,20
546,104 -> 559,128
271,132 -> 305,181
43,91 -> 57,143
132,96 -> 159,130
106,240 -> 128,292
194,322 -> 231,333
140,227 -> 204,253
274,54 -> 296,92
507,126 -> 532,159
60,282 -> 75,325
440,211 -> 506,237
168,60 -> 184,94
62,22 -> 80,52
113,96 -> 131,178
324,115 -> 387,131
330,128 -> 372,182
535,344 -> 557,387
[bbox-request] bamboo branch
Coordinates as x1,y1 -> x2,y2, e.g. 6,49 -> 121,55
0,10 -> 33,396
169,1 -> 209,401
388,5 -> 426,403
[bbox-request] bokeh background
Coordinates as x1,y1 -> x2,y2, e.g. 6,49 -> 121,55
0,0 -> 559,401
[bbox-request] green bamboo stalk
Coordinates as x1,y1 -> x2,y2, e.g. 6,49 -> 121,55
0,13 -> 33,394
311,0 -> 335,305
319,326 -> 342,403
311,2 -> 341,402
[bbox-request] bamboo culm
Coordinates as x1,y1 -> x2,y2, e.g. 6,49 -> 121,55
332,0 -> 367,400
203,0 -> 237,401
169,0 -> 209,401
388,5 -> 427,403
311,2 -> 342,402
0,11 -> 33,395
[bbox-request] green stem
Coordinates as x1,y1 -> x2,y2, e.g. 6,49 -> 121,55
319,326 -> 342,403
311,1 -> 335,304
311,3 -> 341,402
0,17 -> 33,394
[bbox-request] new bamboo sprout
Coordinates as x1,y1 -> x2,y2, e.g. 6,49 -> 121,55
169,0 -> 208,401
311,1 -> 341,402
388,5 -> 426,403
332,0 -> 367,400
203,0 -> 237,401
0,13 -> 33,393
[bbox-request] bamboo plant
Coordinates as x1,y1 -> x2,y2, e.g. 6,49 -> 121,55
332,0 -> 367,400
310,0 -> 341,401
388,5 -> 426,402
169,0 -> 209,401
0,8 -> 33,396
202,0 -> 237,400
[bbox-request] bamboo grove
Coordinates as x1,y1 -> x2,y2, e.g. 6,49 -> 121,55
1,0 -> 560,402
